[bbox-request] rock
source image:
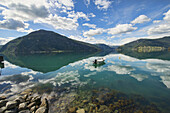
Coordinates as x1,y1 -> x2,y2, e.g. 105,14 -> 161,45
76,109 -> 85,113
23,95 -> 28,101
20,89 -> 32,95
27,102 -> 35,109
40,98 -> 48,108
30,106 -> 36,112
18,110 -> 30,113
0,106 -> 6,113
26,96 -> 33,102
0,96 -> 6,100
19,103 -> 27,110
6,101 -> 18,110
35,107 -> 48,113
69,107 -> 76,113
31,96 -> 41,105
15,97 -> 25,104
0,100 -> 8,107
4,109 -> 17,113
82,100 -> 88,104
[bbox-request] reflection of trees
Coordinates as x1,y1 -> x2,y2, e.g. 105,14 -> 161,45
137,46 -> 165,52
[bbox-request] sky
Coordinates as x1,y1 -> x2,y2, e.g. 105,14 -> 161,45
0,0 -> 170,46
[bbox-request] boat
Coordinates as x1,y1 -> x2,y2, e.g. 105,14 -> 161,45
93,58 -> 105,64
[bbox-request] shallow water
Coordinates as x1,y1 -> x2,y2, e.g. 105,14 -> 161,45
0,52 -> 170,112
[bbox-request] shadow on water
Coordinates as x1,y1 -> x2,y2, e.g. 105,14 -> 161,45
3,52 -> 100,73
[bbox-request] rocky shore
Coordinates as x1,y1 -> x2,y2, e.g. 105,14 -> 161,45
0,89 -> 49,113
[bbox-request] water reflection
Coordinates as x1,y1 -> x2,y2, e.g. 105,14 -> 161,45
0,52 -> 170,112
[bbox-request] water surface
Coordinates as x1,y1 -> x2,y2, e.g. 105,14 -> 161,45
0,52 -> 170,112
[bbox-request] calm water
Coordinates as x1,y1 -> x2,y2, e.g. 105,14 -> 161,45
0,52 -> 170,112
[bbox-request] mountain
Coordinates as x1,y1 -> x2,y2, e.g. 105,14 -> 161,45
118,36 -> 170,52
0,30 -> 100,54
95,44 -> 113,51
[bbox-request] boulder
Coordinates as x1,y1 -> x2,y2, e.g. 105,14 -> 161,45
69,107 -> 77,113
76,109 -> 85,113
35,107 -> 48,113
0,96 -> 6,100
40,98 -> 48,108
0,100 -> 8,107
4,109 -> 17,113
31,96 -> 41,105
18,110 -> 30,113
30,106 -> 36,112
0,106 -> 6,113
18,103 -> 27,110
15,97 -> 25,104
27,102 -> 35,109
6,101 -> 18,110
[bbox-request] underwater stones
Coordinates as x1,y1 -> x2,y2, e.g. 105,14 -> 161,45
4,109 -> 17,113
27,102 -> 36,109
0,100 -> 8,107
0,106 -> 7,113
40,98 -> 48,108
30,106 -> 36,112
76,109 -> 85,113
19,102 -> 27,110
18,110 -> 30,113
82,100 -> 88,104
0,96 -> 6,100
6,101 -> 18,110
35,107 -> 47,113
68,107 -> 77,113
31,96 -> 41,105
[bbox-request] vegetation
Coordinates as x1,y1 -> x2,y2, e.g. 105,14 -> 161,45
118,36 -> 170,52
0,30 -> 101,54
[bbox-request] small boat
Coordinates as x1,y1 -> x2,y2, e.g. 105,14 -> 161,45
93,58 -> 105,64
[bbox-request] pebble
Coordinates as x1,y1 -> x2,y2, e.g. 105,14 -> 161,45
0,96 -> 6,100
6,101 -> 18,110
35,107 -> 47,113
19,102 -> 27,110
76,109 -> 85,113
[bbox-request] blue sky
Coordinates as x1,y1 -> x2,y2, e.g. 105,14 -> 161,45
0,0 -> 170,45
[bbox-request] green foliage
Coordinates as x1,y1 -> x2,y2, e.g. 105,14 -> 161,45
0,30 -> 101,54
118,36 -> 170,52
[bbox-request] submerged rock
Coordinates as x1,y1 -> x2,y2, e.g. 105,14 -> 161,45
6,101 -> 18,110
0,100 -> 8,107
35,107 -> 48,113
19,102 -> 27,110
68,107 -> 77,113
76,109 -> 85,113
18,110 -> 31,113
27,102 -> 36,109
0,106 -> 6,113
0,96 -> 6,100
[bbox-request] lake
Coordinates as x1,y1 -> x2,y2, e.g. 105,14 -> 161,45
0,52 -> 170,113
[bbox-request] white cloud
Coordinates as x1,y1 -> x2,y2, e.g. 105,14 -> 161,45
108,24 -> 137,35
82,23 -> 96,28
0,19 -> 29,30
0,37 -> 15,45
131,15 -> 151,24
163,9 -> 170,21
35,14 -> 79,30
130,74 -> 148,81
153,20 -> 161,23
94,0 -> 112,10
0,0 -> 79,31
147,24 -> 170,35
83,28 -> 106,37
69,35 -> 110,44
67,11 -> 91,21
2,3 -> 50,21
160,76 -> 170,88
84,0 -> 90,7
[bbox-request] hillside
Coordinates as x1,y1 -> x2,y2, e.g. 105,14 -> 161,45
118,36 -> 170,52
0,30 -> 100,54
